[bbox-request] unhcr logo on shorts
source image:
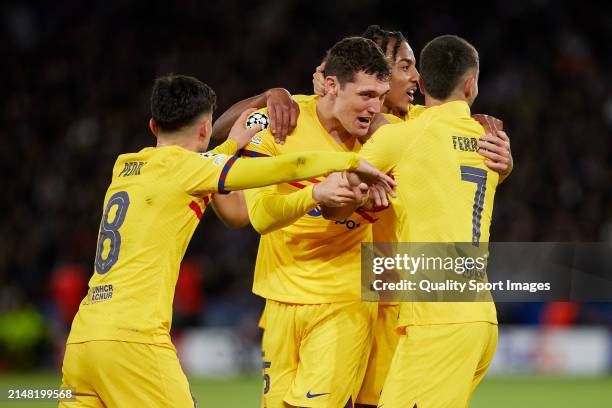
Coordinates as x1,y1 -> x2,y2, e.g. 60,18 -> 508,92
84,284 -> 114,304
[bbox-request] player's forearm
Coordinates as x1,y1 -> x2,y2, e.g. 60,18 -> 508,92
211,92 -> 269,141
245,186 -> 317,234
222,151 -> 360,191
212,192 -> 250,228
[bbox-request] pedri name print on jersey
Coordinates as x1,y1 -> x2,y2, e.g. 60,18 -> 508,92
118,161 -> 146,177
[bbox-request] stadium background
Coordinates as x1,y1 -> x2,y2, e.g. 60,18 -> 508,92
1,0 -> 611,406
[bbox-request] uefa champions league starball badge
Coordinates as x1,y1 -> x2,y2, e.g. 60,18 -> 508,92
246,112 -> 270,130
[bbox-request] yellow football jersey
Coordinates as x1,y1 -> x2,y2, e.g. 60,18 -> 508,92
67,146 -> 233,346
243,95 -> 374,304
407,103 -> 427,120
368,106 -> 424,305
359,100 -> 498,326
372,105 -> 425,244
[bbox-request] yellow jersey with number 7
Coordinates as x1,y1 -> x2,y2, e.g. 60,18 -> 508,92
359,100 -> 498,326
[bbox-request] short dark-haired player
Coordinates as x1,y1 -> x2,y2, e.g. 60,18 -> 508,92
357,35 -> 499,408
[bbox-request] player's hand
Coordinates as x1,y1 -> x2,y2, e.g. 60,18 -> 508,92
367,183 -> 391,208
312,62 -> 326,97
266,88 -> 299,145
228,108 -> 263,149
472,114 -> 513,180
312,172 -> 366,207
348,160 -> 397,196
478,131 -> 513,176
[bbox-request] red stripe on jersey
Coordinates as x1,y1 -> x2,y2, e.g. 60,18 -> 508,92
217,155 -> 239,194
189,200 -> 203,220
356,209 -> 377,223
288,181 -> 307,189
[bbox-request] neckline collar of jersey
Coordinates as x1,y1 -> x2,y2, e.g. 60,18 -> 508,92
431,100 -> 471,118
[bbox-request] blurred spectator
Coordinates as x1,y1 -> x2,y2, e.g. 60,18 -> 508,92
174,259 -> 205,329
50,264 -> 87,327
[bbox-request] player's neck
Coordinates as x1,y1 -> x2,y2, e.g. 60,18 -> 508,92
425,92 -> 468,108
382,103 -> 408,118
315,98 -> 354,145
156,133 -> 199,152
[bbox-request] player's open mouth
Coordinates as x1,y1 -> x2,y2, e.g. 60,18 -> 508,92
406,88 -> 416,102
357,116 -> 372,128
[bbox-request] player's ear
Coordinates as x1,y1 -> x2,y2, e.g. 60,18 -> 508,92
325,76 -> 340,97
463,71 -> 478,102
149,118 -> 158,138
417,77 -> 425,95
199,118 -> 212,140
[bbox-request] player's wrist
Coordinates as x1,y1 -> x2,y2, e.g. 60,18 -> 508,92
347,154 -> 360,171
311,184 -> 325,206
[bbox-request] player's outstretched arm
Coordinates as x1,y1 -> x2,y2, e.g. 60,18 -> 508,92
245,185 -> 317,234
245,172 -> 367,234
211,88 -> 299,143
222,151 -> 395,192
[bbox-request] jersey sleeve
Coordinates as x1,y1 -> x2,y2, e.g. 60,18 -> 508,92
221,151 -> 359,192
359,123 -> 411,173
207,139 -> 238,156
175,150 -> 233,196
244,185 -> 317,234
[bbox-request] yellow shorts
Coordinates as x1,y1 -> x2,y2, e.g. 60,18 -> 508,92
356,304 -> 399,406
261,300 -> 376,408
59,340 -> 195,408
379,322 -> 498,408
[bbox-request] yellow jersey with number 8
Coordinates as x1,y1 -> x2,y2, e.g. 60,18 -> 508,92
67,146 -> 229,346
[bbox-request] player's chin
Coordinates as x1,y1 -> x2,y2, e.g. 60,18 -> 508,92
393,94 -> 412,108
351,125 -> 370,138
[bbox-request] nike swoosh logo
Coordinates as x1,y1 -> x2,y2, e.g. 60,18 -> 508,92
306,391 -> 330,398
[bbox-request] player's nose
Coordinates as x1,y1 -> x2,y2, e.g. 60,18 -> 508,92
367,100 -> 383,114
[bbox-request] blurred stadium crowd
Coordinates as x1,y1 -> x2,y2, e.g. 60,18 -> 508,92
0,0 -> 610,369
